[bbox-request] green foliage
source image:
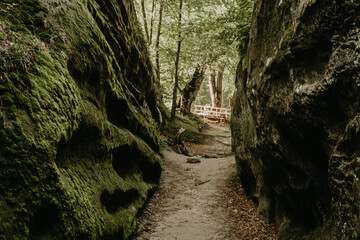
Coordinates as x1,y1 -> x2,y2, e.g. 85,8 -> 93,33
216,0 -> 254,58
207,128 -> 231,136
135,0 -> 253,108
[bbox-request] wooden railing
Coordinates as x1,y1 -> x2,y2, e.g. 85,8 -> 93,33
193,105 -> 231,120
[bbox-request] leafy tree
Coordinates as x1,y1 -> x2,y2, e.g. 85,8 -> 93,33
180,64 -> 206,114
170,0 -> 183,120
216,0 -> 254,58
134,0 -> 253,114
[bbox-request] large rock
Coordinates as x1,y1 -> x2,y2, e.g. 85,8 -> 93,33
0,0 -> 162,239
231,0 -> 360,239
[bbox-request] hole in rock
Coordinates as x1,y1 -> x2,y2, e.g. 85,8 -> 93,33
139,159 -> 162,183
291,41 -> 332,84
30,203 -> 60,239
88,68 -> 101,87
56,124 -> 101,167
106,94 -> 129,128
112,145 -> 136,177
100,188 -> 140,214
101,227 -> 125,240
112,144 -> 161,183
337,129 -> 359,156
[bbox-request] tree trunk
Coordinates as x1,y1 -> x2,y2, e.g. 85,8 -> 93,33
180,64 -> 206,114
209,68 -> 216,107
155,0 -> 163,80
215,65 -> 225,107
170,0 -> 183,120
171,128 -> 185,145
149,0 -> 156,44
141,0 -> 150,42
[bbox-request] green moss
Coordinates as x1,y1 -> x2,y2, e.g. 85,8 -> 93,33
207,127 -> 231,136
163,115 -> 207,144
0,0 -> 51,40
1,0 -> 163,238
242,117 -> 255,144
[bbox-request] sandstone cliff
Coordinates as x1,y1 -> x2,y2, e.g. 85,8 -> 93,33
0,0 -> 162,239
231,0 -> 360,239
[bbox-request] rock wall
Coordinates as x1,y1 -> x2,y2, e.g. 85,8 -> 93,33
0,0 -> 162,239
231,0 -> 360,239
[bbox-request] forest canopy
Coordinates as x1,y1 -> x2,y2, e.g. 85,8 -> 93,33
135,0 -> 253,111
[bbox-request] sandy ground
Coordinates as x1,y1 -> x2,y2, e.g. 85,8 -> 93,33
136,151 -> 234,240
133,123 -> 277,240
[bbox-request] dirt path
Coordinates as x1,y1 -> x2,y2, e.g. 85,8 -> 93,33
133,124 -> 277,240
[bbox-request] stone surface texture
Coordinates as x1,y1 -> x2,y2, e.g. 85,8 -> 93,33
0,0 -> 162,239
231,0 -> 360,239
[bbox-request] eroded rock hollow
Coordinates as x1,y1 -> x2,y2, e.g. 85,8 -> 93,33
0,0 -> 162,239
231,0 -> 360,239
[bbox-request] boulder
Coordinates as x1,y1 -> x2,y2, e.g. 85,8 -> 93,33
187,157 -> 202,164
0,0 -> 162,239
231,1 -> 360,239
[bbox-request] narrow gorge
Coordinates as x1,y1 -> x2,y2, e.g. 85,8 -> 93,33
1,0 -> 360,239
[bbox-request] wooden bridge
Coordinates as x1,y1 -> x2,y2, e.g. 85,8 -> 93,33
193,105 -> 231,121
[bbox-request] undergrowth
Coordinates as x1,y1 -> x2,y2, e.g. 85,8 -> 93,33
162,113 -> 208,144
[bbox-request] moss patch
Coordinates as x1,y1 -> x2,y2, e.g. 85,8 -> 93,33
0,0 -> 162,239
162,114 -> 207,144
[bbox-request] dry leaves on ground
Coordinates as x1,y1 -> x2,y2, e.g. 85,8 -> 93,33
222,183 -> 278,240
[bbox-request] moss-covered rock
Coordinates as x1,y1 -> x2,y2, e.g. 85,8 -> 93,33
231,0 -> 360,239
0,0 -> 162,239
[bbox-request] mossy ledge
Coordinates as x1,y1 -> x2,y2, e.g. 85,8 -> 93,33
0,0 -> 162,239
